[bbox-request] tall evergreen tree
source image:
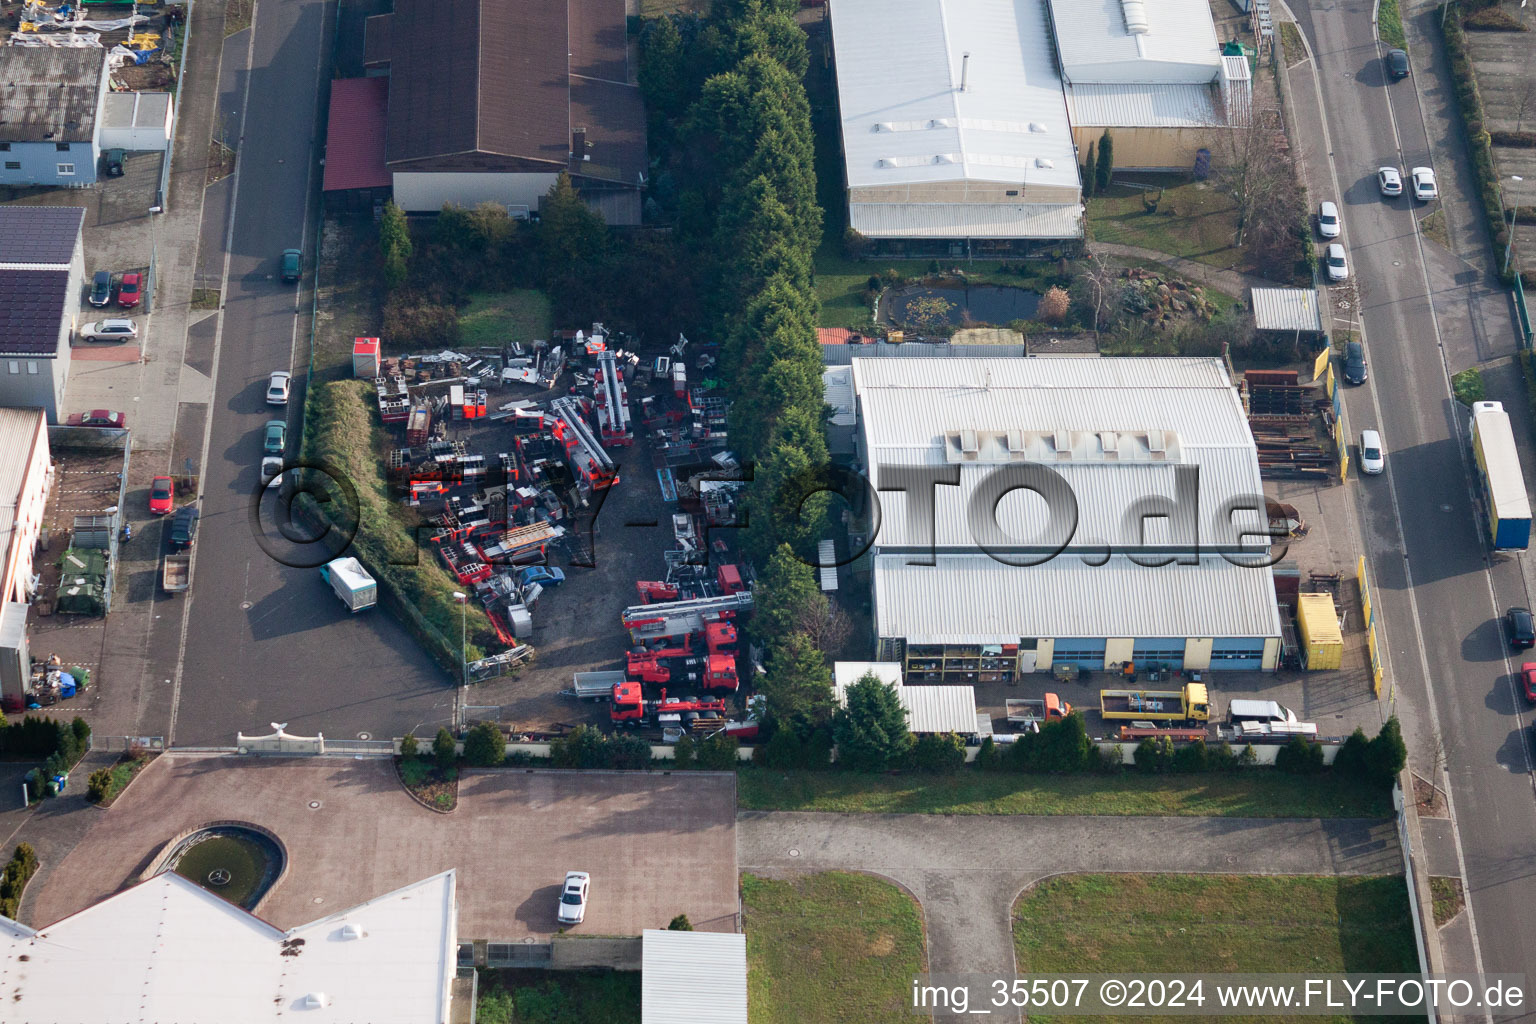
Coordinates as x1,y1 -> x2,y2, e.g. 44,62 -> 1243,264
1095,129 -> 1115,194
833,673 -> 913,771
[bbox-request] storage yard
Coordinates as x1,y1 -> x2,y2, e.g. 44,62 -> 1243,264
350,326 -> 758,737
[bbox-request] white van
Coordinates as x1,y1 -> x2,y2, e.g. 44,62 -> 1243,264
1228,699 -> 1300,726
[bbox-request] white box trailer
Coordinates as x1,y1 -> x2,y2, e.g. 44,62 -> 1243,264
320,557 -> 377,612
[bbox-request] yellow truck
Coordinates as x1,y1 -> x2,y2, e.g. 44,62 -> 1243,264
1099,683 -> 1210,723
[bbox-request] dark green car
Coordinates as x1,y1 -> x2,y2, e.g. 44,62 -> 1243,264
280,248 -> 302,283
263,419 -> 287,454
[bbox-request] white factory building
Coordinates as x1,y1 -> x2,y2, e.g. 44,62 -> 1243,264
828,0 -> 1254,251
0,870 -> 458,1022
828,0 -> 1083,255
845,356 -> 1284,683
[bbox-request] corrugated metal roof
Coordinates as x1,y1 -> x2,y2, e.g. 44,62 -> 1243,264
874,554 -> 1283,642
822,366 -> 857,426
1251,287 -> 1324,333
854,356 -> 1266,555
823,341 -> 1031,364
323,78 -> 391,192
1048,0 -> 1222,84
833,663 -> 979,734
830,0 -> 1078,192
1064,82 -> 1217,127
642,929 -> 747,1024
849,201 -> 1082,239
0,409 -> 44,509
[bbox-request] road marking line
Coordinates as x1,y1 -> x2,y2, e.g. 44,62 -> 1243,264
1366,11 -> 1495,1000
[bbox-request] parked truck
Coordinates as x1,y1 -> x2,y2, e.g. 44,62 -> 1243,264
161,553 -> 190,593
1006,693 -> 1072,729
1099,683 -> 1210,723
566,670 -> 627,701
609,682 -> 727,726
319,557 -> 377,612
1469,401 -> 1532,550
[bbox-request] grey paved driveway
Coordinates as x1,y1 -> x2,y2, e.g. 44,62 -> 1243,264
739,812 -> 1400,988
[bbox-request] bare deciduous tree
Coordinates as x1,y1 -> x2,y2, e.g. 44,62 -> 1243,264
1208,109 -> 1302,269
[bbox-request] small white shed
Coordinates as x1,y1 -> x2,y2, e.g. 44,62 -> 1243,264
99,92 -> 174,152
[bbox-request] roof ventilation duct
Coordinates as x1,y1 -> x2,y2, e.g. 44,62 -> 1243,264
1121,0 -> 1149,34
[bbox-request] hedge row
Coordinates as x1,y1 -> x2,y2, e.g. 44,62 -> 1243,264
299,378 -> 494,678
0,843 -> 37,920
1439,4 -> 1520,283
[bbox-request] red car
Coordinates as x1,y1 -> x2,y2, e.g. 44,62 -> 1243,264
149,475 -> 174,515
117,272 -> 141,309
66,409 -> 128,428
1522,663 -> 1536,704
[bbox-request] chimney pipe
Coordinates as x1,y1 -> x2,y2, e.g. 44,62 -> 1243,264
960,52 -> 970,92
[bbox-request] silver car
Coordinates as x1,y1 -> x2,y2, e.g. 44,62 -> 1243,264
79,318 -> 138,342
266,370 -> 292,405
1377,166 -> 1403,197
1318,201 -> 1341,239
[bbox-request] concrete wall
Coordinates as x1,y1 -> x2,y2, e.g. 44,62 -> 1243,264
0,357 -> 66,423
0,411 -> 51,603
391,171 -> 559,215
1069,125 -> 1214,172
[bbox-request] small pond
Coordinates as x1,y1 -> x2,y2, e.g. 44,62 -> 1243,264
882,283 -> 1041,328
167,825 -> 283,910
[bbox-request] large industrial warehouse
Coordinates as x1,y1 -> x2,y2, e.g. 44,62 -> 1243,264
849,356 -> 1284,681
828,0 -> 1084,254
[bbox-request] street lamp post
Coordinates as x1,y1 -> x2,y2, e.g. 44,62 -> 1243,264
452,591 -> 467,730
1506,175 -> 1526,276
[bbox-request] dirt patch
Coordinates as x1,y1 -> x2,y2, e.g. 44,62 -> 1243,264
191,288 -> 220,311
395,756 -> 458,813
1414,772 -> 1448,817
205,141 -> 234,186
1431,875 -> 1465,927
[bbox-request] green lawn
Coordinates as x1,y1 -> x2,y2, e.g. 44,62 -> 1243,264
1088,180 -> 1245,270
744,872 -> 924,1024
1015,874 -> 1418,1023
459,289 -> 553,347
475,968 -> 639,1024
737,769 -> 1393,818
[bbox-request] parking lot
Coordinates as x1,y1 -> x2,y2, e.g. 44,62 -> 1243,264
29,755 -> 740,938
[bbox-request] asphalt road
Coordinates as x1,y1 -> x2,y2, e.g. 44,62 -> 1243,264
1295,0 -> 1536,1004
172,0 -> 454,745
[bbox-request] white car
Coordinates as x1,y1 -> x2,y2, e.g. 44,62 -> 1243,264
260,456 -> 283,487
266,370 -> 292,405
1318,201 -> 1341,239
556,871 -> 590,925
1377,166 -> 1403,197
78,318 -> 138,342
1360,429 -> 1385,475
1411,167 -> 1437,201
1324,243 -> 1349,282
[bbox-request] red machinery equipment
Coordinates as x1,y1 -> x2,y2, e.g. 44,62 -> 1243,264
609,683 -> 727,725
625,650 -> 738,691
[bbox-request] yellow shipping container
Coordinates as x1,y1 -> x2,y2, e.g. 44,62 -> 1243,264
1296,592 -> 1343,671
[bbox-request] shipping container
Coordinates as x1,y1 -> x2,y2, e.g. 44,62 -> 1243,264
1295,592 -> 1343,670
353,337 -> 381,378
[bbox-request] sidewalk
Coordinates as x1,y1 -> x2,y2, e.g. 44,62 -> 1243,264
49,0 -> 232,740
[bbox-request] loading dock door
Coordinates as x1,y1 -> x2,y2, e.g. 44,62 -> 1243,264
1209,638 -> 1265,670
1132,639 -> 1186,670
1050,639 -> 1106,670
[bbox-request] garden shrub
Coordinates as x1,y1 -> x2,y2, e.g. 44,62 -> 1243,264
462,721 -> 506,767
1172,739 -> 1210,773
695,734 -> 740,771
673,734 -> 696,769
1276,735 -> 1326,775
910,732 -> 966,773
